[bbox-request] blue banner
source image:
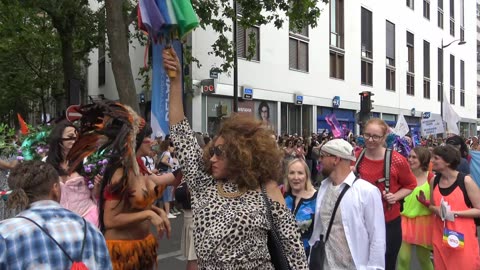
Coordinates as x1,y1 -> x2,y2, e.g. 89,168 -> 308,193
151,41 -> 183,138
470,151 -> 480,188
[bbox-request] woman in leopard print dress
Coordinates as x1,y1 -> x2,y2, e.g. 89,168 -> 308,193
164,49 -> 308,269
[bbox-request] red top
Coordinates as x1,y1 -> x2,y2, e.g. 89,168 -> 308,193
355,150 -> 417,222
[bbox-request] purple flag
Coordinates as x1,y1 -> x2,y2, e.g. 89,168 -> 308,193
325,114 -> 343,138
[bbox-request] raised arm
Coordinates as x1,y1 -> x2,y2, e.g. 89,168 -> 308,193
164,48 -> 213,193
164,48 -> 184,126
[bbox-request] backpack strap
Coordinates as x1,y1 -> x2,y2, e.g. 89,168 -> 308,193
17,216 -> 88,263
383,148 -> 393,193
456,172 -> 473,207
354,149 -> 367,176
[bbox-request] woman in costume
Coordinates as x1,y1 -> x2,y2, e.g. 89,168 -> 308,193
164,49 -> 308,269
46,120 -> 100,226
67,101 -> 180,270
397,146 -> 434,270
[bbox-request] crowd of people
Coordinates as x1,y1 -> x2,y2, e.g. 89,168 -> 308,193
0,48 -> 478,270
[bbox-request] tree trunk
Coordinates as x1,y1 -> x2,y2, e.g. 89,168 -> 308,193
40,93 -> 47,124
60,36 -> 75,106
105,0 -> 140,113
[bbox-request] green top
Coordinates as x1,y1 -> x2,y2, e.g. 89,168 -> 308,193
401,180 -> 432,218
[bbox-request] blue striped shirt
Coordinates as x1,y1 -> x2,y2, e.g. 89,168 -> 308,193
0,200 -> 112,270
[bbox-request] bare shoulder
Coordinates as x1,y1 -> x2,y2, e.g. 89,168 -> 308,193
111,168 -> 125,185
465,175 -> 480,191
264,180 -> 286,206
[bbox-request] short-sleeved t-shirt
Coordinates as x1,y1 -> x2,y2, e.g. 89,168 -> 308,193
355,150 -> 417,222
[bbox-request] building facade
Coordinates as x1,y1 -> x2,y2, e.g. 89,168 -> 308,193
88,0 -> 478,137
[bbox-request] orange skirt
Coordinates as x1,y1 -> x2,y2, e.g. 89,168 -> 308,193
401,215 -> 433,248
106,234 -> 158,270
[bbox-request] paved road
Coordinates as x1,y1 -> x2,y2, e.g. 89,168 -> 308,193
157,213 -> 480,270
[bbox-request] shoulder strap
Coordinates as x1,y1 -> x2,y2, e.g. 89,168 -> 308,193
383,148 -> 393,193
433,174 -> 441,190
324,177 -> 358,243
354,149 -> 366,175
17,216 -> 87,263
456,172 -> 472,207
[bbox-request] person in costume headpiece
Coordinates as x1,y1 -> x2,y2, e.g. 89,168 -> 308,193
67,101 -> 180,270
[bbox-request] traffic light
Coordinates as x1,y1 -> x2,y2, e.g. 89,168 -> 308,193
359,91 -> 374,112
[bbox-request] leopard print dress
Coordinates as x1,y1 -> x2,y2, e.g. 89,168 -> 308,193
170,119 -> 308,270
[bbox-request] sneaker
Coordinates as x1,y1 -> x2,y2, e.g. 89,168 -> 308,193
167,213 -> 176,219
172,207 -> 182,215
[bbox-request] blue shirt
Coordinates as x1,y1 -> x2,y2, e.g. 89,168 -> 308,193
284,191 -> 317,255
0,200 -> 112,270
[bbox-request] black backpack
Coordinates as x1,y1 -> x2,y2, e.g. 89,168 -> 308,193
432,173 -> 480,227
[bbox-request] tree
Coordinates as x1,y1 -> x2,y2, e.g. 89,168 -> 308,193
104,0 -> 140,113
0,1 -> 64,124
22,0 -> 99,106
194,0 -> 328,71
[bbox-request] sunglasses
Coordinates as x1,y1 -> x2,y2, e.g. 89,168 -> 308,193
209,145 -> 225,158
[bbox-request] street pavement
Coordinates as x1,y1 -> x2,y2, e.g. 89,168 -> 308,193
157,212 -> 480,270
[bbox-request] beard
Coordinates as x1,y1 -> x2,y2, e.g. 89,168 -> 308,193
321,166 -> 333,178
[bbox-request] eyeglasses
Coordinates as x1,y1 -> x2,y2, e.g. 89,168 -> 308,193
319,152 -> 334,159
209,145 -> 225,158
363,134 -> 384,141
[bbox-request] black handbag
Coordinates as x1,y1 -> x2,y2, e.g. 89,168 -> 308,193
260,184 -> 292,270
309,178 -> 357,270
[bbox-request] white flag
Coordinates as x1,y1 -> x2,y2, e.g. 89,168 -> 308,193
394,114 -> 410,137
442,92 -> 461,135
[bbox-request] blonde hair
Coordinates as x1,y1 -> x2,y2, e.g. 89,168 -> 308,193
364,118 -> 389,136
284,158 -> 314,192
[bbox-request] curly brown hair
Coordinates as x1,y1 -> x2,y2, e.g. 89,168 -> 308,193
203,114 -> 284,190
7,161 -> 59,210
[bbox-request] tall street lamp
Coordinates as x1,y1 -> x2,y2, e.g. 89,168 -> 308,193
439,39 -> 466,124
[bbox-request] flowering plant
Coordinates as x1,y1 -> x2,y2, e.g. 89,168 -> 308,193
0,124 -> 17,157
82,150 -> 108,190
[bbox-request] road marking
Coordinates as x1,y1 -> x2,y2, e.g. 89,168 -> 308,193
157,250 -> 183,260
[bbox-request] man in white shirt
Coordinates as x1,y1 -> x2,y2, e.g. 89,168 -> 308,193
309,139 -> 386,270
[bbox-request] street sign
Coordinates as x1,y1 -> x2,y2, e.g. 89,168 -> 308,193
209,68 -> 220,79
201,79 -> 216,94
241,87 -> 253,100
66,105 -> 82,122
295,94 -> 303,105
332,96 -> 341,108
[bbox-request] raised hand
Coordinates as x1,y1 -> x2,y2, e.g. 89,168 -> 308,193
416,190 -> 430,208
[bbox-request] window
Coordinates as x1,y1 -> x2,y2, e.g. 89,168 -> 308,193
423,40 -> 430,99
423,0 -> 430,19
236,3 -> 259,61
386,21 -> 396,91
460,59 -> 465,106
407,31 -> 415,95
407,0 -> 414,9
450,0 -> 455,36
438,0 -> 444,28
450,54 -> 455,104
237,25 -> 260,61
460,0 -> 465,41
330,0 -> 344,49
438,48 -> 443,102
289,26 -> 309,72
361,8 -> 373,86
330,0 -> 344,79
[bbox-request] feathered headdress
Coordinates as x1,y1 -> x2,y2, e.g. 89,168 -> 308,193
67,101 -> 146,177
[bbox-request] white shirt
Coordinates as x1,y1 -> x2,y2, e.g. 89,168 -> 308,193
309,172 -> 386,270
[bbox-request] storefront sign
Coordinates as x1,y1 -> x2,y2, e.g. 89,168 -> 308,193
421,114 -> 444,136
242,87 -> 253,100
332,96 -> 340,108
295,94 -> 303,105
238,100 -> 254,116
